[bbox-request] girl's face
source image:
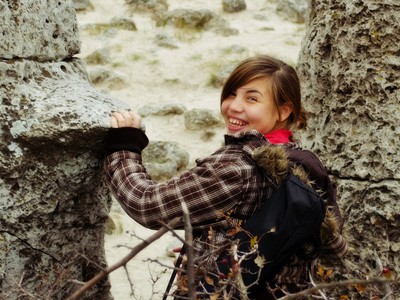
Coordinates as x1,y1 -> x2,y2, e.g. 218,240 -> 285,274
221,77 -> 291,135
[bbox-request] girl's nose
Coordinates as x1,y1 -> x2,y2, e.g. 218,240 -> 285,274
229,96 -> 243,112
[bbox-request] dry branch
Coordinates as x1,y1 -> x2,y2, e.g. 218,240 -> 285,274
279,277 -> 396,300
66,217 -> 181,300
180,200 -> 196,300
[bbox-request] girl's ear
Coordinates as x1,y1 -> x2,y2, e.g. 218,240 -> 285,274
279,103 -> 293,122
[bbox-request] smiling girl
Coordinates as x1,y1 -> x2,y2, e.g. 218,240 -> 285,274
104,55 -> 347,299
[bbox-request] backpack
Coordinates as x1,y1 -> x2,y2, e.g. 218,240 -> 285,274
163,149 -> 326,299
219,169 -> 326,298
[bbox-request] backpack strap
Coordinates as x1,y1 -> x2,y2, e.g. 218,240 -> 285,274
285,147 -> 343,230
163,246 -> 185,300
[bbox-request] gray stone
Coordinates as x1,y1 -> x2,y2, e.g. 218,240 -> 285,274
139,103 -> 187,117
154,33 -> 179,49
297,0 -> 400,296
276,0 -> 308,24
85,47 -> 112,65
82,18 -> 137,35
0,0 -> 128,297
213,25 -> 240,37
165,9 -> 217,30
184,108 -> 222,130
0,57 -> 126,298
222,0 -> 247,13
73,0 -> 94,11
125,0 -> 169,13
142,141 -> 190,181
0,0 -> 80,61
88,66 -> 128,90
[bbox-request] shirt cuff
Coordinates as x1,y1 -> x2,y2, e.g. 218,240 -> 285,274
105,127 -> 149,156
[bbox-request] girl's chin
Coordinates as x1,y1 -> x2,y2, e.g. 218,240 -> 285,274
226,127 -> 246,135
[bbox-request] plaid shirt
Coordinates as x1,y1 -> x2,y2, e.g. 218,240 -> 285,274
104,130 -> 347,296
104,131 -> 273,231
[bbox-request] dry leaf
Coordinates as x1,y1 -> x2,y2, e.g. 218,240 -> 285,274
254,255 -> 265,268
208,227 -> 214,241
354,283 -> 366,293
316,265 -> 333,282
227,227 -> 242,236
210,293 -> 220,300
250,235 -> 258,248
205,275 -> 214,285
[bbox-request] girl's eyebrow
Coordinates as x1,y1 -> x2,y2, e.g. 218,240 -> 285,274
243,88 -> 263,96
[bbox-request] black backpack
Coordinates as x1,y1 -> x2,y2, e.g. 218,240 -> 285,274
223,169 -> 326,297
164,157 -> 326,299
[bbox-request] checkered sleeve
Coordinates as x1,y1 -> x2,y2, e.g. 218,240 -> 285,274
104,150 -> 246,229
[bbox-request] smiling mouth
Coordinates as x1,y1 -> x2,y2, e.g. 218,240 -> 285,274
228,118 -> 248,131
229,118 -> 246,126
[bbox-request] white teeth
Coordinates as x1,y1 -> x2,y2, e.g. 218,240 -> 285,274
229,118 -> 245,126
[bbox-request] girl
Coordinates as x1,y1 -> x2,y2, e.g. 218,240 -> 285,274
104,55 -> 347,299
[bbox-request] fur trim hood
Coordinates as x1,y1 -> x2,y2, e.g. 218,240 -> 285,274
250,143 -> 347,257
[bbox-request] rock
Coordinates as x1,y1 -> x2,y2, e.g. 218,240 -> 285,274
138,103 -> 187,117
105,212 -> 125,235
88,66 -> 128,90
164,9 -> 217,30
184,109 -> 222,130
0,0 -> 127,297
0,1 -> 80,61
212,25 -> 240,36
109,17 -> 138,31
85,47 -> 112,65
154,33 -> 179,49
297,1 -> 400,296
0,57 -> 124,298
222,0 -> 247,13
206,61 -> 236,88
276,0 -> 308,24
73,0 -> 94,11
142,141 -> 190,181
82,18 -> 137,34
125,0 -> 169,13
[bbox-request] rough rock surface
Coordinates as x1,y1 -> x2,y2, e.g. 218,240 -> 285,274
0,0 -> 128,298
0,0 -> 80,61
276,0 -> 308,23
297,0 -> 400,296
142,141 -> 190,182
222,0 -> 247,13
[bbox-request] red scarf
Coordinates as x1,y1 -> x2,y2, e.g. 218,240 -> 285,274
264,129 -> 292,144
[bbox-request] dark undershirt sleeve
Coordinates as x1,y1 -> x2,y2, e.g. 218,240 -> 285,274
104,127 -> 149,156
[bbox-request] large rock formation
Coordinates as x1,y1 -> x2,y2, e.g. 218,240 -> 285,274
0,0 -> 127,298
297,0 -> 399,297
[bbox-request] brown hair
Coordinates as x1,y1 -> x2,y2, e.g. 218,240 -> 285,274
220,55 -> 307,130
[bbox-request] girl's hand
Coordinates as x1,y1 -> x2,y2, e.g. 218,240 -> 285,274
111,110 -> 142,129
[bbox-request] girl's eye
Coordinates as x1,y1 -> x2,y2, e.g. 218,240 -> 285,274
248,97 -> 258,102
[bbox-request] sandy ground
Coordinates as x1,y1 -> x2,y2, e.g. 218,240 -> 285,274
76,0 -> 304,298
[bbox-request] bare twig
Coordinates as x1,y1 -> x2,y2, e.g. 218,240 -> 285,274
123,264 -> 135,296
309,272 -> 328,300
180,200 -> 196,300
145,258 -> 188,275
65,217 -> 181,300
0,271 -> 41,300
278,277 -> 396,300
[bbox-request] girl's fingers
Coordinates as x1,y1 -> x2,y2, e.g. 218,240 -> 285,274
110,110 -> 141,128
128,111 -> 136,119
110,116 -> 118,128
129,111 -> 142,127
